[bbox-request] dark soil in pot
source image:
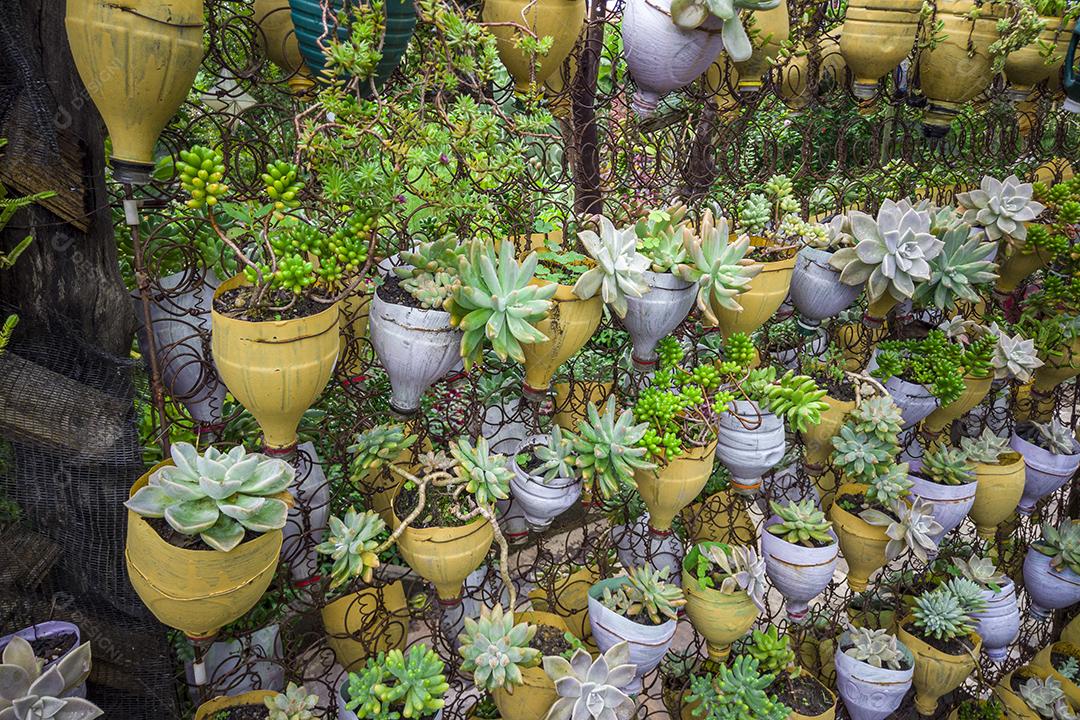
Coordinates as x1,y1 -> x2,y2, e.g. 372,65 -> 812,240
0,632 -> 77,664
811,373 -> 856,402
377,274 -> 424,310
746,244 -> 796,262
531,624 -> 573,656
835,494 -> 895,521
206,704 -> 268,720
770,670 -> 834,716
146,517 -> 259,552
517,447 -> 546,476
394,482 -> 472,529
214,286 -> 325,322
901,620 -> 975,655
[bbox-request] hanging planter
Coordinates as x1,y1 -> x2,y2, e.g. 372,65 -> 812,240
621,271 -> 697,372
289,0 -> 417,91
682,489 -> 756,546
834,632 -> 914,720
521,280 -> 603,401
803,395 -> 856,471
898,620 -> 982,716
1023,546 -> 1080,619
212,274 -> 341,450
838,0 -> 922,98
392,498 -> 494,602
1031,336 -> 1080,398
482,0 -> 586,91
971,579 -> 1020,664
968,451 -> 1025,541
1033,642 -> 1080,707
732,4 -> 789,91
996,241 -> 1054,294
715,399 -> 786,494
255,0 -> 316,93
908,472 -> 976,542
829,483 -> 889,593
0,621 -> 87,698
65,0 -> 204,184
880,375 -> 937,429
527,566 -> 599,646
1010,425 -> 1080,515
789,248 -> 862,331
710,254 -> 797,337
1004,16 -> 1072,100
195,690 -> 278,720
635,440 -> 717,532
681,544 -> 759,661
322,582 -> 409,671
761,516 -> 838,623
587,577 -> 678,693
491,611 -> 571,720
510,434 -> 582,532
779,36 -> 846,110
922,374 -> 992,434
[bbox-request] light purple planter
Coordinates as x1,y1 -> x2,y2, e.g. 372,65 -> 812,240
715,400 -> 786,493
908,474 -> 977,542
0,622 -> 85,698
865,352 -> 938,429
588,577 -> 677,694
1010,432 -> 1080,515
972,580 -> 1019,663
789,248 -> 862,330
281,442 -> 330,583
835,635 -> 914,720
1023,547 -> 1080,619
510,435 -> 581,532
622,271 -> 696,372
761,517 -> 838,623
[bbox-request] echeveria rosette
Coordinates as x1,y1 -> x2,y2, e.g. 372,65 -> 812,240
911,223 -> 998,310
676,209 -> 762,325
669,0 -> 781,62
315,507 -> 387,589
542,641 -> 637,720
957,174 -> 1046,247
572,395 -> 656,500
573,216 -> 651,318
125,442 -> 294,552
987,322 -> 1043,382
829,200 -> 945,302
450,239 -> 557,370
0,637 -> 98,720
451,435 -> 513,508
458,605 -> 540,692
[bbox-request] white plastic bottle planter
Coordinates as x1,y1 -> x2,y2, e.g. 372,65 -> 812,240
611,513 -> 682,576
1023,546 -> 1080,619
1010,431 -> 1080,515
621,0 -> 726,117
621,271 -> 697,371
587,577 -> 677,694
280,442 -> 330,584
866,352 -> 938,429
971,579 -> 1019,663
183,623 -> 284,701
510,435 -> 582,532
789,247 -> 862,332
835,634 -> 914,720
761,518 -> 838,623
715,399 -> 786,494
908,473 -> 977,543
368,290 -> 463,415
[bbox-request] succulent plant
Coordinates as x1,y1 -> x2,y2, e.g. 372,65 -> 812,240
542,641 -> 636,720
850,395 -> 904,442
600,565 -> 686,624
842,627 -> 909,670
1020,676 -> 1077,720
685,655 -> 789,720
922,445 -> 976,486
912,224 -> 998,309
676,209 -> 762,324
866,463 -> 914,506
831,426 -> 895,484
573,215 -> 651,319
396,237 -> 465,309
450,238 -> 557,369
315,507 -> 387,589
942,576 -> 988,615
860,497 -> 942,563
954,555 -> 1008,589
531,425 -> 579,483
1032,421 -> 1077,456
125,442 -> 294,552
737,193 -> 771,236
458,604 -> 540,692
451,435 -> 513,507
693,542 -> 768,611
767,499 -> 834,547
829,199 -> 945,301
747,625 -> 796,675
371,645 -> 449,719
958,174 -> 1046,246
955,697 -> 1005,720
265,682 -> 319,720
348,424 -> 418,479
572,396 -> 655,500
1033,520 -> 1080,576
668,0 -> 781,62
1058,656 -> 1079,682
635,204 -> 691,272
755,371 -> 829,433
0,637 -> 98,719
960,428 -> 1013,464
911,586 -> 977,641
987,323 -> 1043,382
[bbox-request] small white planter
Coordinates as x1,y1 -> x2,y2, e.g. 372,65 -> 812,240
789,247 -> 862,330
368,290 -> 463,414
1023,547 -> 1080,619
280,442 -> 330,584
835,635 -> 914,720
715,399 -> 786,494
621,270 -> 696,371
588,577 -> 677,693
621,0 -> 726,116
510,435 -> 582,532
184,623 -> 284,701
1010,431 -> 1080,515
761,516 -> 838,623
908,473 -> 977,543
865,352 -> 939,429
611,513 -> 682,576
338,678 -> 444,720
971,580 -> 1019,663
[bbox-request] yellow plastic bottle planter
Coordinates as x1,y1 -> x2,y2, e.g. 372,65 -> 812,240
1032,642 -> 1080,708
522,281 -> 603,400
790,685 -> 837,720
125,462 -> 285,639
254,0 -> 316,94
681,490 -> 756,546
922,374 -> 992,434
1005,16 -> 1071,100
322,581 -> 409,671
553,380 -> 613,432
491,611 -> 570,720
482,0 -> 585,92
830,483 -> 890,593
195,690 -> 278,720
1032,336 -> 1080,396
393,507 -> 494,602
682,546 -> 759,661
969,453 -> 1025,541
211,275 -> 341,450
994,667 -> 1055,720
996,242 -> 1054,294
897,621 -> 982,717
634,440 -> 717,532
804,395 -> 856,469
528,566 -> 598,648
65,0 -> 204,184
1065,614 -> 1080,647
733,3 -> 789,90
710,255 -> 796,337
863,293 -> 900,327
838,0 -> 921,98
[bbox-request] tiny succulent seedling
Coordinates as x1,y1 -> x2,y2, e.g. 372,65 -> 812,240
842,626 -> 909,670
1058,655 -> 1080,682
768,499 -> 834,547
458,604 -> 540,692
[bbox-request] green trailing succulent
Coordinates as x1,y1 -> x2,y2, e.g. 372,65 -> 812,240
635,204 -> 691,272
685,655 -> 790,720
572,395 -> 655,500
955,698 -> 1004,720
315,507 -> 387,589
344,646 -> 449,720
871,331 -> 970,405
125,443 -> 294,552
921,445 -> 976,486
450,435 -> 513,507
449,238 -> 556,369
348,424 -> 418,479
457,604 -> 540,692
747,625 -> 796,675
767,499 -> 834,547
265,683 -> 319,720
572,215 -> 651,318
600,565 -> 686,624
1032,520 -> 1080,576
676,209 -> 762,325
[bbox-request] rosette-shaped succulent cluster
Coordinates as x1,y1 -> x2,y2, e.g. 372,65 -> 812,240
912,223 -> 998,309
348,423 -> 418,479
315,507 -> 387,588
987,323 -> 1043,382
1019,676 -> 1075,720
959,428 -> 1013,464
573,216 -> 652,318
265,683 -> 320,720
767,499 -> 834,547
954,555 -> 1008,589
395,237 -> 465,309
451,435 -> 513,507
600,565 -> 686,624
572,396 -> 655,499
686,655 -> 789,720
922,446 -> 975,486
843,627 -> 908,669
958,174 -> 1045,245
0,637 -> 100,720
542,641 -> 636,720
125,443 -> 294,552
911,583 -> 979,641
634,204 -> 690,272
696,542 -> 768,610
458,605 -> 540,692
532,425 -> 578,482
860,497 -> 942,563
1033,520 -> 1080,576
676,209 -> 762,324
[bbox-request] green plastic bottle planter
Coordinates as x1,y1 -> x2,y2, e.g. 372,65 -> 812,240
288,0 -> 416,93
1064,16 -> 1080,112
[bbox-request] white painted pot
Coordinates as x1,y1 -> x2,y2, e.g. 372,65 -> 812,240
184,623 -> 283,701
761,516 -> 838,623
510,435 -> 582,532
368,291 -> 463,414
1010,431 -> 1080,515
281,442 -> 330,583
621,0 -> 726,116
1023,547 -> 1080,619
338,678 -> 444,720
908,473 -> 977,542
835,634 -> 914,720
789,247 -> 862,329
715,399 -> 786,494
621,270 -> 696,371
588,577 -> 677,693
971,580 -> 1019,663
611,513 -> 682,576
865,352 -> 939,429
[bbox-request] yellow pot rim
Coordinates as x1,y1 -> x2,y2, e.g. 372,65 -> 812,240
211,273 -> 342,329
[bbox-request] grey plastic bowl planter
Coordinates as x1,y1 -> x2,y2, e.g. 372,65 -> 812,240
587,576 -> 677,693
908,473 -> 977,543
621,271 -> 697,372
789,247 -> 862,330
971,579 -> 1019,663
761,516 -> 838,623
865,351 -> 938,429
0,621 -> 85,698
1010,431 -> 1080,515
715,400 -> 786,494
835,632 -> 914,720
1023,547 -> 1080,619
510,435 -> 582,532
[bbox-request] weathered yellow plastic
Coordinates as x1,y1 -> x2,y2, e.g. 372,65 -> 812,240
553,380 -> 612,432
710,255 -> 795,337
492,611 -> 570,720
528,566 -> 598,648
804,395 -> 856,469
682,566 -> 758,661
483,0 -> 585,91
923,374 -> 992,434
635,441 -> 717,532
522,281 -> 603,394
899,622 -> 982,716
322,581 -> 409,671
393,506 -> 494,601
65,0 -> 203,179
211,274 -> 341,449
125,461 -> 284,638
254,0 -> 315,93
195,690 -> 277,720
970,454 -> 1025,541
830,483 -> 889,593
682,490 -> 755,546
